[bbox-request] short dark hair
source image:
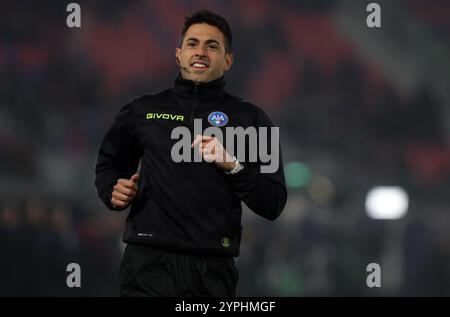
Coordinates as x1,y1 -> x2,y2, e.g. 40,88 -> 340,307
181,10 -> 232,53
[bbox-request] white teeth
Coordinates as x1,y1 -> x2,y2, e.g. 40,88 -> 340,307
193,63 -> 207,68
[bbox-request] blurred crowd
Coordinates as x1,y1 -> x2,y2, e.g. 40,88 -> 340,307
0,197 -> 124,296
1,0 -> 450,296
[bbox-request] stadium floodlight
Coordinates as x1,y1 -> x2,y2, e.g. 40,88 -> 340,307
365,186 -> 408,220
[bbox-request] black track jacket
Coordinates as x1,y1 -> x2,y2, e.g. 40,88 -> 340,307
95,75 -> 287,256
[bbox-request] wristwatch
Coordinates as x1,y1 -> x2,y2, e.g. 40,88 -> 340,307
225,156 -> 244,174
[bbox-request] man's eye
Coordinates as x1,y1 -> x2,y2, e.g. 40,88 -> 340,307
187,42 -> 196,47
209,45 -> 218,50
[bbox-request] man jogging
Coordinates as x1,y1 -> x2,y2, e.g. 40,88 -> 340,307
95,10 -> 287,297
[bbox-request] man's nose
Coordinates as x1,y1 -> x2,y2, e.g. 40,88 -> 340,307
194,45 -> 208,57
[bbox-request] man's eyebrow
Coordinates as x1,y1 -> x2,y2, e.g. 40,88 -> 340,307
185,38 -> 221,46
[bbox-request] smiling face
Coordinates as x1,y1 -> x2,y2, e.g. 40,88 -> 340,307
176,23 -> 233,83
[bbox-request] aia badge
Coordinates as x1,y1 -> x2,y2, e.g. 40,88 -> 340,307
208,111 -> 228,127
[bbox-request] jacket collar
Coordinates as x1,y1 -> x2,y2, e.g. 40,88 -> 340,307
173,73 -> 227,107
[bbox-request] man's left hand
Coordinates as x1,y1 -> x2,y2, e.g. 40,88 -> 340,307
191,135 -> 236,172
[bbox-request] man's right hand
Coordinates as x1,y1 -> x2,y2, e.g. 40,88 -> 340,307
111,173 -> 139,209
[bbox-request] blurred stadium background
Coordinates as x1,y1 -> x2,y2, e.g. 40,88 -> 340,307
1,0 -> 450,296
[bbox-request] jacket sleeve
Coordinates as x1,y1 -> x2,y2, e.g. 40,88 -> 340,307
95,102 -> 142,211
225,108 -> 287,221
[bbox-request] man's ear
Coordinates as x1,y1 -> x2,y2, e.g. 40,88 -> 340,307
224,53 -> 234,71
175,48 -> 181,63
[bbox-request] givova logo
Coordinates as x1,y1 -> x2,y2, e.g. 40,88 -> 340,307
146,113 -> 184,121
221,237 -> 231,248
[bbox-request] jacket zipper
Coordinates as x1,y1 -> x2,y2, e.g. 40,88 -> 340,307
190,85 -> 199,125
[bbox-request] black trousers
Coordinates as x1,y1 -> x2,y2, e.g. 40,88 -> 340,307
119,244 -> 239,297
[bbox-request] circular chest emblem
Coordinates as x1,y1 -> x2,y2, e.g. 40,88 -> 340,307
208,111 -> 228,127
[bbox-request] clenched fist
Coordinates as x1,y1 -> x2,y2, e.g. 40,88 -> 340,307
111,173 -> 139,209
